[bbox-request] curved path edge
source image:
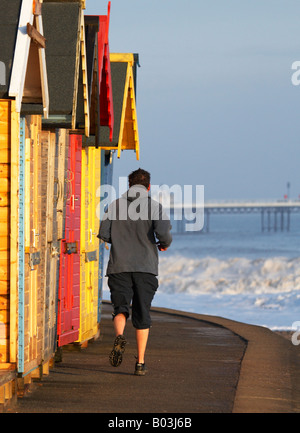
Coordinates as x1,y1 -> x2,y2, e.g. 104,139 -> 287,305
150,306 -> 300,413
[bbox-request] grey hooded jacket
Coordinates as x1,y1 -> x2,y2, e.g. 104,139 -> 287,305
98,185 -> 172,276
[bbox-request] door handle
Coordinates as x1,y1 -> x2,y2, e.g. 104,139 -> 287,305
90,229 -> 97,243
33,229 -> 40,248
71,195 -> 79,210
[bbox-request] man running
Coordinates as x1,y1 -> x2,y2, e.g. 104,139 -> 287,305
98,168 -> 172,375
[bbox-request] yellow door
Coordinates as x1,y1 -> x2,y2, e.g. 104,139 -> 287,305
0,99 -> 18,368
78,145 -> 101,343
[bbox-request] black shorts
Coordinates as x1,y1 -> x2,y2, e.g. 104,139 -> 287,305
107,272 -> 159,329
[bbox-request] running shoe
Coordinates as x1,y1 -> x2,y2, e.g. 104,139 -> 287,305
134,362 -> 148,376
109,334 -> 127,367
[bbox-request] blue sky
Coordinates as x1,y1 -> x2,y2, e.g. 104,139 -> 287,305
86,0 -> 300,201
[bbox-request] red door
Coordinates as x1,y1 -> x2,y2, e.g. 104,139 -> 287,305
57,135 -> 82,346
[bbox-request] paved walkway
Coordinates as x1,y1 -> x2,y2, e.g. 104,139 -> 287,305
6,303 -> 300,414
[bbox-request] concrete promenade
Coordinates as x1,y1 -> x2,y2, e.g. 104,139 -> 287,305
5,302 -> 300,414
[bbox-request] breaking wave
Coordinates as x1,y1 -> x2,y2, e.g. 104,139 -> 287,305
158,255 -> 300,296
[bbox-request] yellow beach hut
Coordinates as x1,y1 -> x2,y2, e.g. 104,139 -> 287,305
0,0 -> 49,398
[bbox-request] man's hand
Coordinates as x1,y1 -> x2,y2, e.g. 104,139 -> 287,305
157,244 -> 168,252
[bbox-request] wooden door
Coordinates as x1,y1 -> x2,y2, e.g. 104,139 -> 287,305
0,100 -> 18,369
78,145 -> 101,343
57,134 -> 81,346
40,129 -> 68,358
22,115 -> 43,374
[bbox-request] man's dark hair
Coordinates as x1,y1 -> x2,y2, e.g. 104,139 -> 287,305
128,168 -> 150,189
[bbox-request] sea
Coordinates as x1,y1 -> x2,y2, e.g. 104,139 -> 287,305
101,212 -> 300,331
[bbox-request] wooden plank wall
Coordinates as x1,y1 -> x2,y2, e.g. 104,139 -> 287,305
79,146 -> 100,344
0,100 -> 11,366
93,148 -> 101,334
57,133 -> 80,347
40,130 -> 57,362
40,130 -> 50,361
23,115 -> 43,374
42,129 -> 69,356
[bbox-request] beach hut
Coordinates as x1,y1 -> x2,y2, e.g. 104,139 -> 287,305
41,1 -> 113,349
0,0 -> 142,407
0,0 -> 49,398
85,9 -> 114,324
16,3 -> 49,380
77,7 -> 114,345
39,129 -> 69,355
57,133 -> 81,347
41,0 -> 88,349
100,53 -> 140,160
97,53 -> 140,322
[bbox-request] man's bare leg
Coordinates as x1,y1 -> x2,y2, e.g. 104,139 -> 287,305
136,328 -> 149,364
113,313 -> 126,336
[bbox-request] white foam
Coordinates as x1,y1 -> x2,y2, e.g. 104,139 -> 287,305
101,246 -> 300,330
158,255 -> 300,296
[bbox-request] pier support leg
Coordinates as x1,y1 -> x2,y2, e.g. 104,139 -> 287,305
205,210 -> 210,233
267,210 -> 271,232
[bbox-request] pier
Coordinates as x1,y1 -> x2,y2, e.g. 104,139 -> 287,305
169,201 -> 300,233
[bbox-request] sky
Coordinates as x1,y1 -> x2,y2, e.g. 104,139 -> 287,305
86,0 -> 300,201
